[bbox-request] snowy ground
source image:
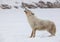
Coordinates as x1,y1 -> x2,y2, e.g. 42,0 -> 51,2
0,0 -> 60,42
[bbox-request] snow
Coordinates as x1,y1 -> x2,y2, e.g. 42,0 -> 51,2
0,0 -> 60,42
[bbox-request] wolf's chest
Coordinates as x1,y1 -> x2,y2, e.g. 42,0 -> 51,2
27,16 -> 38,27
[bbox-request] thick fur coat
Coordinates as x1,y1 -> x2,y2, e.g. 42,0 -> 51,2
24,8 -> 56,38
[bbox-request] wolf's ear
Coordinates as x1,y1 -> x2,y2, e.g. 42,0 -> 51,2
32,13 -> 34,15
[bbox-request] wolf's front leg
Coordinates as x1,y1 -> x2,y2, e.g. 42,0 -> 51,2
30,29 -> 36,38
33,30 -> 36,37
30,30 -> 33,38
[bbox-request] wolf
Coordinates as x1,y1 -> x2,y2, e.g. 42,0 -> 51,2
24,8 -> 56,38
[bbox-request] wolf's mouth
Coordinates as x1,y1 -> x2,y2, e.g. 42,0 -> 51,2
24,10 -> 26,12
24,11 -> 27,13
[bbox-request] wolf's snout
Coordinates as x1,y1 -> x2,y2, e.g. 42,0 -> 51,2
24,10 -> 26,12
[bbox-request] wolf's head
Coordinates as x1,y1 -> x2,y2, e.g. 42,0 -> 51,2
24,8 -> 34,16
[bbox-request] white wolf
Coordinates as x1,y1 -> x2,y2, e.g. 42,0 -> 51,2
24,8 -> 56,38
